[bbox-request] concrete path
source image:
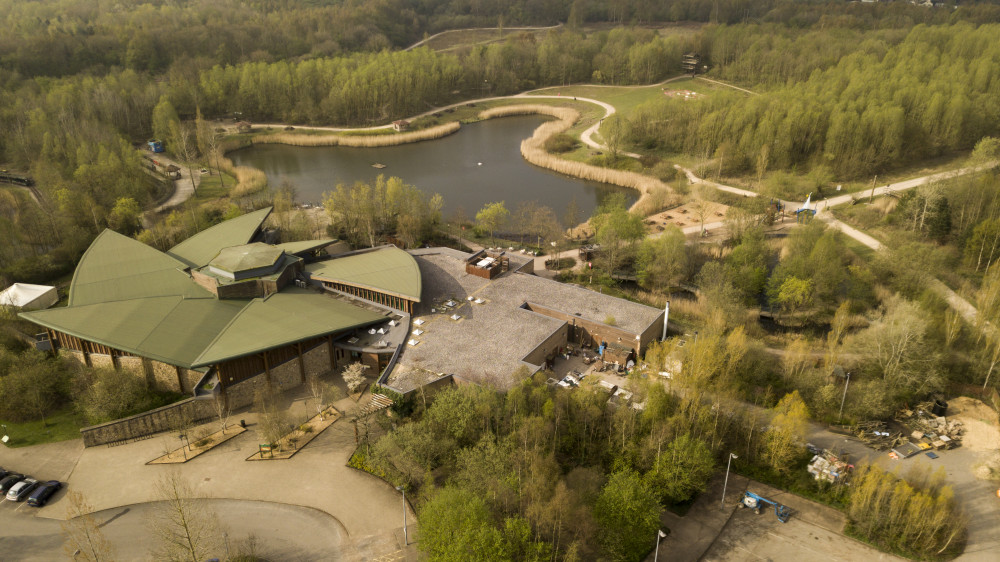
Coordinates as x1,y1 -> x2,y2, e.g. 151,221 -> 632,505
0,384 -> 416,560
404,24 -> 562,51
694,76 -> 758,96
153,154 -> 202,212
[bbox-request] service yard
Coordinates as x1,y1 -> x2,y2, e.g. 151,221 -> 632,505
702,484 -> 904,562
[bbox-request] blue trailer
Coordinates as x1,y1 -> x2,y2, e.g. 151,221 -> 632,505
147,139 -> 165,153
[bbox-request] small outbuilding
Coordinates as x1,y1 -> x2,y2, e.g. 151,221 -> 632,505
0,283 -> 58,310
392,120 -> 410,132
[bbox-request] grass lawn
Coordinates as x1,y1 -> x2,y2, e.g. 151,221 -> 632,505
1,407 -> 86,448
190,172 -> 234,203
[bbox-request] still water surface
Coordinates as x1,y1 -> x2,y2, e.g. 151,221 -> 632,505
229,115 -> 636,218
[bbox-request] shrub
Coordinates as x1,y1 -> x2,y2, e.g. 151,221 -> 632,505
544,133 -> 579,153
76,368 -> 177,425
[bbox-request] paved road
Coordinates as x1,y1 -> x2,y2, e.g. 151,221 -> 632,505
152,154 -> 202,212
0,386 -> 416,560
0,498 -> 350,561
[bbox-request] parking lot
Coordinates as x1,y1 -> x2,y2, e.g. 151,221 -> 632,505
701,483 -> 905,562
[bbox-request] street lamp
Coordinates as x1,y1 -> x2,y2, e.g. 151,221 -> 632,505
653,529 -> 667,562
721,452 -> 738,509
396,485 -> 408,545
838,372 -> 851,423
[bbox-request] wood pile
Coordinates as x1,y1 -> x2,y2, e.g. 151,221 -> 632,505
894,401 -> 963,449
852,421 -> 906,450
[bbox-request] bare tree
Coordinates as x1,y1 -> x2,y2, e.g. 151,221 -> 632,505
308,374 -> 342,420
62,491 -> 117,562
148,472 -> 224,562
253,387 -> 288,448
212,393 -> 232,435
169,121 -> 198,196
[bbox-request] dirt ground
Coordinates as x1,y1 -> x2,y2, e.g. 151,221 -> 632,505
644,201 -> 729,234
948,397 -> 1000,453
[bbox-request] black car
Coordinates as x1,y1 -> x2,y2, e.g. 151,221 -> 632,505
27,480 -> 62,507
0,474 -> 24,494
0,468 -> 8,480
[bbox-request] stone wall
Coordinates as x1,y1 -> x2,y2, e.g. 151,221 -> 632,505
223,373 -> 271,411
89,353 -> 113,369
59,349 -> 87,366
118,355 -> 145,376
150,360 -> 181,393
270,356 -> 303,390
79,397 -> 217,447
302,343 -> 332,375
182,369 -> 204,394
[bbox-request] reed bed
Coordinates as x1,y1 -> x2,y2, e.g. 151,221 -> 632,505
253,121 -> 460,148
216,140 -> 269,197
480,104 -> 674,213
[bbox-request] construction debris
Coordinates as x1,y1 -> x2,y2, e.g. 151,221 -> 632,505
807,449 -> 854,483
894,400 -> 963,449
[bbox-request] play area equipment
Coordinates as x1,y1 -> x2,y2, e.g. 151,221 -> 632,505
739,491 -> 791,523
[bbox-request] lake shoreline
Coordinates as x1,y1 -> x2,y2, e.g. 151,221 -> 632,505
221,104 -> 665,217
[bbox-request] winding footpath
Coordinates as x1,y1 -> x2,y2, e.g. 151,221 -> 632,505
677,164 -> 988,323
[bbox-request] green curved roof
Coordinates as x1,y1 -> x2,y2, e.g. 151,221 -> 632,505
24,296 -> 243,366
21,209 -> 401,371
305,246 -> 422,302
69,230 -> 209,306
275,239 -> 336,256
167,207 -> 272,268
192,287 -> 385,366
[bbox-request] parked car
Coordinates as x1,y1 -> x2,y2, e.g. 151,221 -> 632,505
6,477 -> 39,501
0,474 -> 24,494
27,480 -> 62,507
0,468 -> 8,480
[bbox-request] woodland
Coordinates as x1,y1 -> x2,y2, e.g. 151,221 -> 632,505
2,1 -> 1000,560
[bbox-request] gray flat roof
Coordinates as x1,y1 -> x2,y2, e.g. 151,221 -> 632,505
390,248 -> 662,389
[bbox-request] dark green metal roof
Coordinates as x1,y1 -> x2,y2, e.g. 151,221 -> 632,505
21,210 -> 400,370
167,207 -> 272,268
305,246 -> 422,302
69,230 -> 210,306
275,239 -> 336,256
192,287 -> 386,366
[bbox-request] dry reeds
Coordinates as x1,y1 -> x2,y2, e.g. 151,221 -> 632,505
217,140 -> 268,197
479,104 -> 674,214
253,122 -> 461,148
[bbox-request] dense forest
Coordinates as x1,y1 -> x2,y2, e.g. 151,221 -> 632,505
5,0 -> 1000,284
625,22 -> 1000,178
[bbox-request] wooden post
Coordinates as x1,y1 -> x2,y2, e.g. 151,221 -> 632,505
327,335 -> 335,370
297,342 -> 306,383
263,352 -> 272,386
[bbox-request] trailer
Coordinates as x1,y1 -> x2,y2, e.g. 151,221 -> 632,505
147,139 -> 165,153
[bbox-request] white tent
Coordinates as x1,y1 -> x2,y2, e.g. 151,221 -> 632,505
0,283 -> 58,310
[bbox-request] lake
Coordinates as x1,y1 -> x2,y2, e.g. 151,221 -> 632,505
228,115 -> 636,219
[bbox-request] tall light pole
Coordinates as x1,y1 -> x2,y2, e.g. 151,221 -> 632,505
396,485 -> 408,545
721,452 -> 738,509
838,372 -> 851,423
653,529 -> 667,562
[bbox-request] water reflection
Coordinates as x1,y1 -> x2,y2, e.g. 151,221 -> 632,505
229,115 -> 636,218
